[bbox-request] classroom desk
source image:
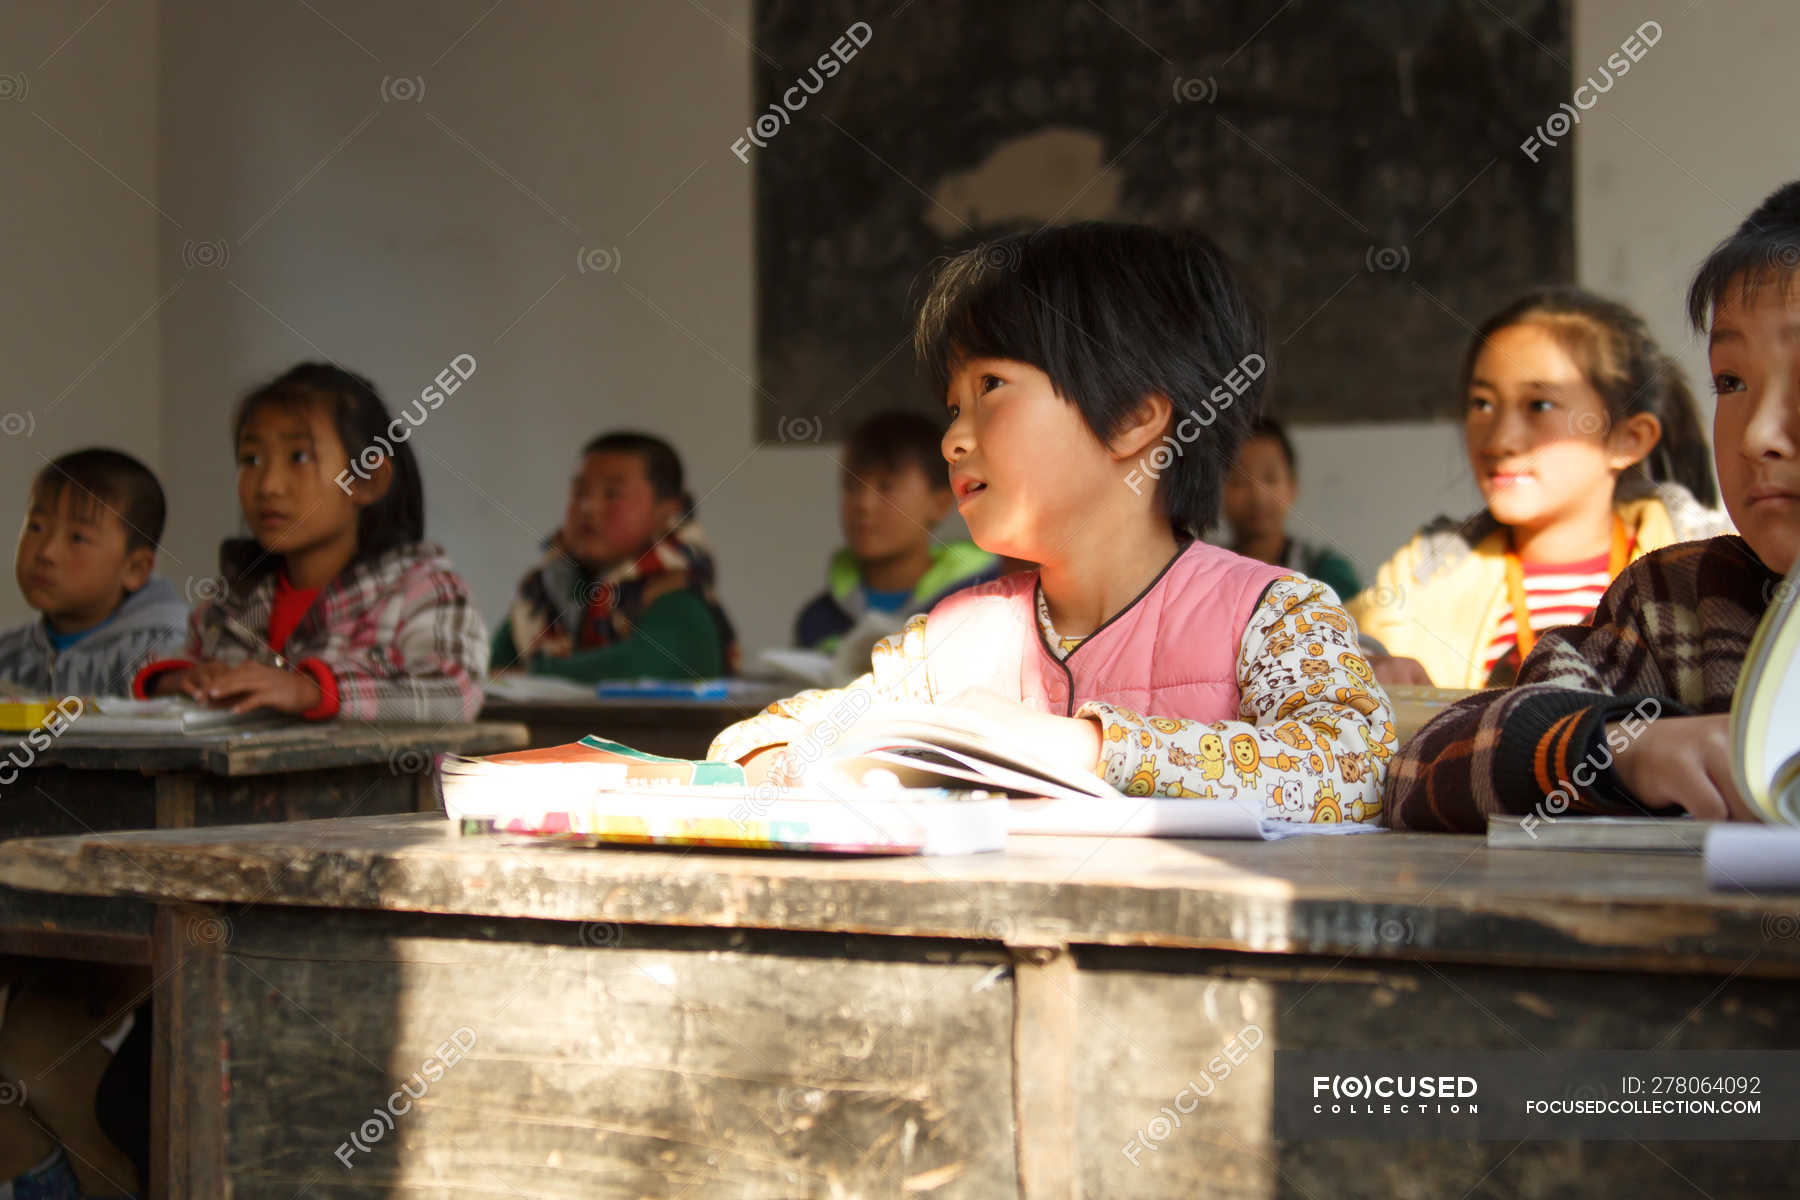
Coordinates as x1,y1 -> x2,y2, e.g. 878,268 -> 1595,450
483,682 -> 1472,759
1384,683 -> 1479,742
479,683 -> 791,755
0,721 -> 527,964
3,815 -> 1798,1197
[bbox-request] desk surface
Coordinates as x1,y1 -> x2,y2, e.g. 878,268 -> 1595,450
479,686 -> 788,724
2,813 -> 1792,978
31,720 -> 527,776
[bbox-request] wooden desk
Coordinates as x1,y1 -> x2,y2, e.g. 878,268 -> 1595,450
4,816 -> 1798,1197
1385,683 -> 1479,743
0,721 -> 527,962
480,684 -> 789,756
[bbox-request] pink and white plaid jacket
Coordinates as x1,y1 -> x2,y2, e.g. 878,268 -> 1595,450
182,541 -> 488,723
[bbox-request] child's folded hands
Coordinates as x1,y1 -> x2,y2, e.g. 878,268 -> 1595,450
166,660 -> 323,714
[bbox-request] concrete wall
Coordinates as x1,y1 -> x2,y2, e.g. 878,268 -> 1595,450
0,0 -> 163,626
7,0 -> 1794,648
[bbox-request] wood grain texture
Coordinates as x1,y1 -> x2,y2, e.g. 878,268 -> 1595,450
184,909 -> 1016,1197
36,721 -> 526,776
1011,946 -> 1076,1199
153,904 -> 226,1200
1072,946 -> 1800,1197
6,815 -> 1800,978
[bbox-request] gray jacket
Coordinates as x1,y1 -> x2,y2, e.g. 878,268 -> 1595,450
0,577 -> 190,696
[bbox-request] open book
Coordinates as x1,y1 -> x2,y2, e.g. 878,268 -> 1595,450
1731,557 -> 1800,824
441,736 -> 1007,855
441,700 -> 1377,848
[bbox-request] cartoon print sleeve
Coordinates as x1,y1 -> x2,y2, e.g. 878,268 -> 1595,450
707,614 -> 934,763
1078,576 -> 1396,823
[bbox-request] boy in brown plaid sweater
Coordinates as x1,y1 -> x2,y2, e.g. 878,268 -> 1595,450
1388,181 -> 1800,831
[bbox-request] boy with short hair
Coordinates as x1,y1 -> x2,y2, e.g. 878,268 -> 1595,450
0,448 -> 188,696
1388,180 -> 1800,829
1220,417 -> 1362,602
795,411 -> 999,651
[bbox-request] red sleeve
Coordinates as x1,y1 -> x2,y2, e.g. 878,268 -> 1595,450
133,658 -> 195,699
296,657 -> 341,721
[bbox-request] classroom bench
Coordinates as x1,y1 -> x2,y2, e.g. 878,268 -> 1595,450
2,814 -> 1796,1197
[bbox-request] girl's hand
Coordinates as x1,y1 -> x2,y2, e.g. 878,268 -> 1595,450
188,662 -> 323,715
950,687 -> 1104,777
1608,714 -> 1760,822
149,667 -> 194,697
165,661 -> 236,701
1370,655 -> 1434,686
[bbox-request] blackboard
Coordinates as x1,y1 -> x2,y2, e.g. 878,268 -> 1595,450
750,0 -> 1573,440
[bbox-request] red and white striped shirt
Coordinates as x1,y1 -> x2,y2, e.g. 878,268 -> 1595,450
1482,549 -> 1614,679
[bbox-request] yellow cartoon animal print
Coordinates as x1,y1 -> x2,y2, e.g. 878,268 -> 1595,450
1365,722 -> 1396,764
1311,779 -> 1344,823
1338,651 -> 1375,686
1197,732 -> 1227,782
1332,685 -> 1382,717
1229,734 -> 1262,788
1150,716 -> 1186,734
1312,609 -> 1349,633
1273,722 -> 1311,751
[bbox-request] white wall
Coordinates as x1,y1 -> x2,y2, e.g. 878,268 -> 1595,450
1574,0 -> 1798,425
9,0 -> 1794,647
0,0 -> 163,627
155,0 -> 845,658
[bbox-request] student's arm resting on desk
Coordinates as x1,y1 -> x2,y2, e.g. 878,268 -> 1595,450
319,561 -> 489,723
711,582 -> 1395,820
1385,573 -> 1679,832
1078,577 -> 1394,822
707,614 -> 934,764
132,601 -> 214,697
524,590 -> 724,683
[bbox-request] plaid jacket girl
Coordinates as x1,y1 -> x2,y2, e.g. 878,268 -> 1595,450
1386,536 -> 1774,831
179,540 -> 489,723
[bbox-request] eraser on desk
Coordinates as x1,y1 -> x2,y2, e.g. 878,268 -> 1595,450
0,700 -> 59,731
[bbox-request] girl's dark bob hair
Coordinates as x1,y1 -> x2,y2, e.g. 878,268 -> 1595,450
913,221 -> 1267,539
224,361 -> 426,586
1688,178 -> 1800,334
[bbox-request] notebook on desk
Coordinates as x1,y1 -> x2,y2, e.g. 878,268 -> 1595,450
65,698 -> 291,737
441,702 -> 1383,846
1487,813 -> 1708,852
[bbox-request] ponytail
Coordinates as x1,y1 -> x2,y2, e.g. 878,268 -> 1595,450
1458,288 -> 1718,507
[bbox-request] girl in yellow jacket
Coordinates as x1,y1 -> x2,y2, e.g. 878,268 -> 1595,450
1350,288 -> 1731,689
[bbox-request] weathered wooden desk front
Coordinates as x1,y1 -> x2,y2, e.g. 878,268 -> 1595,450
0,721 -> 527,963
2,816 -> 1796,1198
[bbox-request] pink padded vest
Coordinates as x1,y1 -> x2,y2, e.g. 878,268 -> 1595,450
922,541 -> 1290,719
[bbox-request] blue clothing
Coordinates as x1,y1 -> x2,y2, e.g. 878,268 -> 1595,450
794,541 -> 1002,651
861,586 -> 913,611
0,578 -> 188,696
45,623 -> 96,653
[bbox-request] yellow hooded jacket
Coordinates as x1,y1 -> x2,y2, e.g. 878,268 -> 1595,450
1347,483 -> 1733,689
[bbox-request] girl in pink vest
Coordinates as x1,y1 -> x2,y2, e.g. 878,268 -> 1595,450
711,223 -> 1396,824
